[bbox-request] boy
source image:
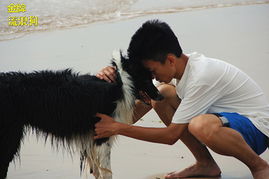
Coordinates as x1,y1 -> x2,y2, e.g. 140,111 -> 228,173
95,20 -> 269,178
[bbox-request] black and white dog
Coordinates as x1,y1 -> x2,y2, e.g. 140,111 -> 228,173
0,51 -> 163,179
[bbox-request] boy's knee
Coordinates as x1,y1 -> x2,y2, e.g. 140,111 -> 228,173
157,84 -> 176,98
189,114 -> 220,143
152,84 -> 179,108
189,115 -> 207,135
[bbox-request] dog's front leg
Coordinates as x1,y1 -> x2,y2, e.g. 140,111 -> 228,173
96,140 -> 112,179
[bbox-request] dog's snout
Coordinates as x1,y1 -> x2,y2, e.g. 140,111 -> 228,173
145,89 -> 164,101
153,91 -> 164,101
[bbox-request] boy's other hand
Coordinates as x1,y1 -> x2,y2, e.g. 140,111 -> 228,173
96,66 -> 116,83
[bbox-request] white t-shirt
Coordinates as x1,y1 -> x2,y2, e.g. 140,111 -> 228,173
171,52 -> 269,137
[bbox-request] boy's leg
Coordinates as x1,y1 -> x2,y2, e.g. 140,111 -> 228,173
149,84 -> 221,178
151,84 -> 181,126
132,99 -> 152,123
188,114 -> 269,179
165,129 -> 221,178
132,83 -> 179,124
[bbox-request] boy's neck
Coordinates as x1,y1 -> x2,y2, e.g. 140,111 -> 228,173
175,53 -> 188,80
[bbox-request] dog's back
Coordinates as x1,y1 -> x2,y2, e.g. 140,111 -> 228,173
0,69 -> 123,137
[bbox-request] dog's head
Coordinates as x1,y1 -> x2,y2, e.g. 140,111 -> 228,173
112,51 -> 164,101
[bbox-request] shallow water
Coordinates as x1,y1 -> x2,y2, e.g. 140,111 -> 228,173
1,0 -> 268,41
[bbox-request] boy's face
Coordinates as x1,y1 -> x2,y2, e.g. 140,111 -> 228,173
143,58 -> 175,83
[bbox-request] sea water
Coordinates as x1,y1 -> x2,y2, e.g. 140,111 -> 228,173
0,0 -> 268,41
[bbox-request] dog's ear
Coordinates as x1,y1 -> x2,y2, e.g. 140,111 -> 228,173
111,61 -> 118,71
111,50 -> 125,71
110,51 -> 124,86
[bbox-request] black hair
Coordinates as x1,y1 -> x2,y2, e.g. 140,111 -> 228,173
127,19 -> 182,64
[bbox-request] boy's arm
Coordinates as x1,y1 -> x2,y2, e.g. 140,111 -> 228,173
94,113 -> 187,145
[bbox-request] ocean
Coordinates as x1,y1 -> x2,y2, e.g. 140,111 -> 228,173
0,0 -> 268,41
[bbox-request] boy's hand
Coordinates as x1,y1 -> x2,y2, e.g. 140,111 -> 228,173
94,113 -> 120,139
96,66 -> 116,83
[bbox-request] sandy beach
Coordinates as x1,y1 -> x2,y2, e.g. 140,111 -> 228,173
1,3 -> 269,179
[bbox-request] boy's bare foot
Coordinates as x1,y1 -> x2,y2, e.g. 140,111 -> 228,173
252,161 -> 269,179
165,162 -> 221,178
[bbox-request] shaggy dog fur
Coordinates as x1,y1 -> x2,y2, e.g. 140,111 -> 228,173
0,51 -> 163,179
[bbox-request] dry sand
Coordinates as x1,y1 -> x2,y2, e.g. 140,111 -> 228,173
1,3 -> 269,179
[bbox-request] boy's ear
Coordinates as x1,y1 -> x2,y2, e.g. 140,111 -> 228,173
166,54 -> 176,65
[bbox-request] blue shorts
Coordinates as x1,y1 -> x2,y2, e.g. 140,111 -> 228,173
214,112 -> 268,155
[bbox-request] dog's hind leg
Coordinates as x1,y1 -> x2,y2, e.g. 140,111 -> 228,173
0,125 -> 24,179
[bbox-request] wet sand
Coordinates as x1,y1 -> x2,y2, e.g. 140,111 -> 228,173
1,3 -> 269,179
